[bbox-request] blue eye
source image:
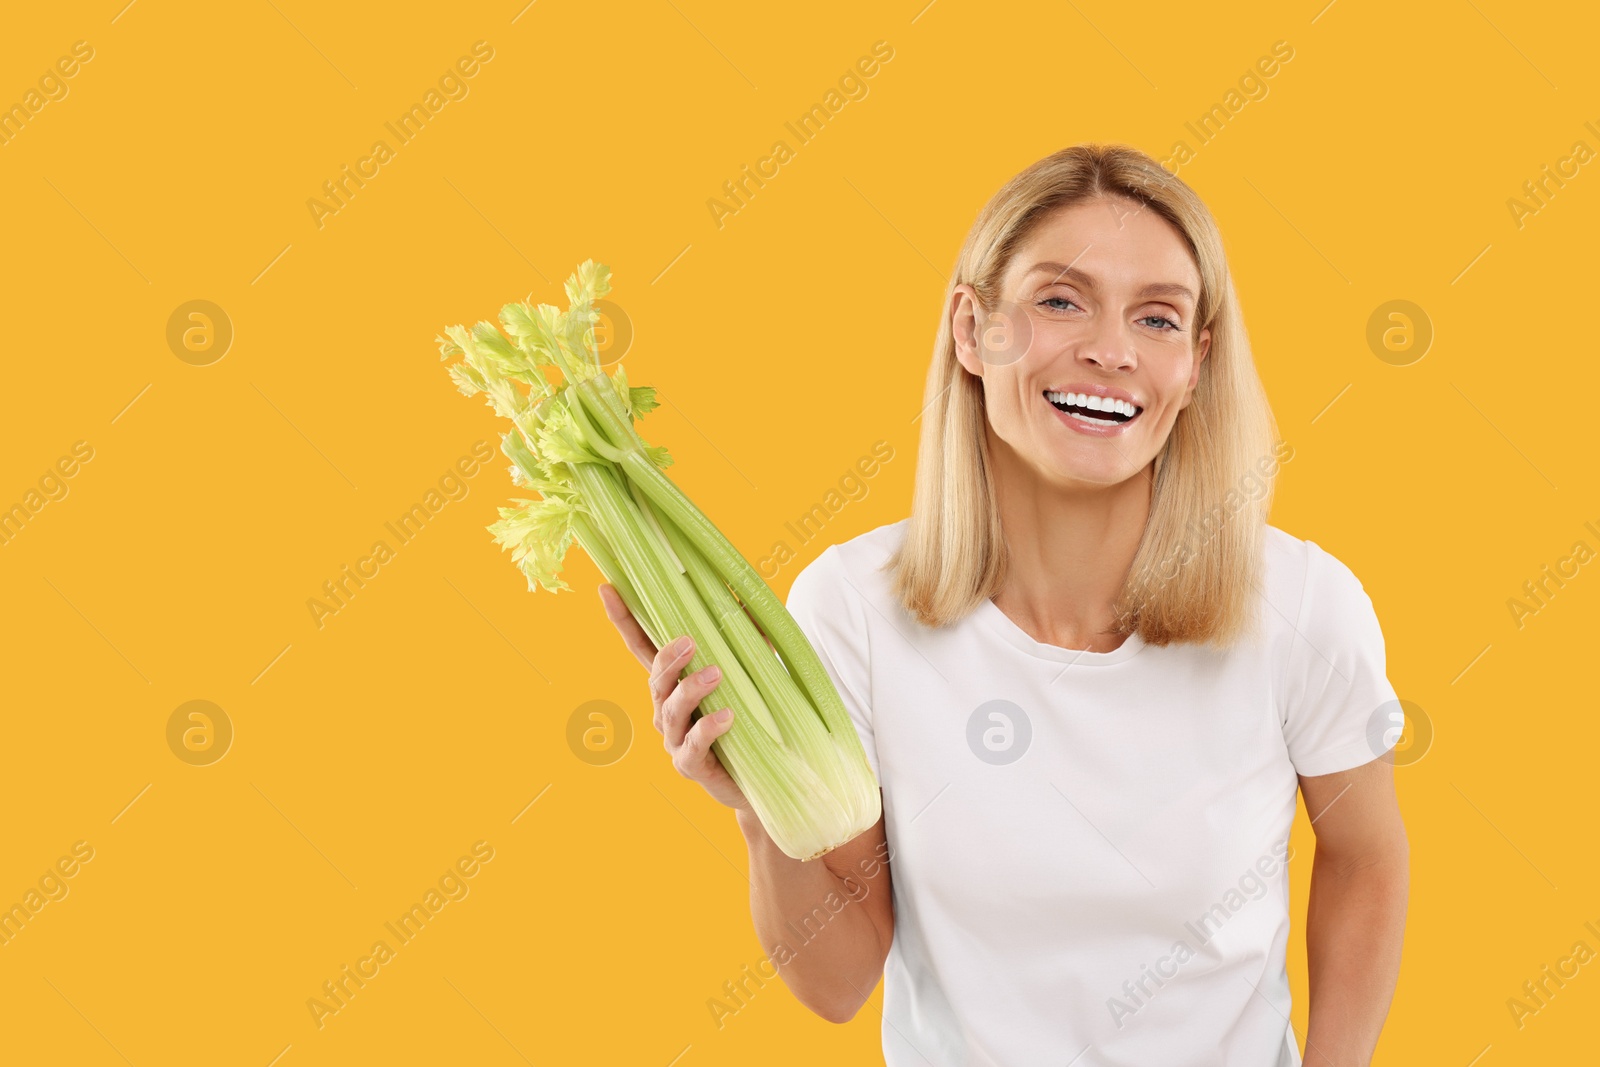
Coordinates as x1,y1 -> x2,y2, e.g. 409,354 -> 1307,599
1038,298 -> 1178,331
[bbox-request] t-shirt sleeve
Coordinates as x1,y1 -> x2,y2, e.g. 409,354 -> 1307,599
783,545 -> 880,781
1281,540 -> 1401,777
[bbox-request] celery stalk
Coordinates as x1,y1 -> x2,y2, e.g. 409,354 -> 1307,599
436,261 -> 881,860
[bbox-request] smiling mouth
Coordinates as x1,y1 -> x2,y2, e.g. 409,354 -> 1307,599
1044,390 -> 1143,425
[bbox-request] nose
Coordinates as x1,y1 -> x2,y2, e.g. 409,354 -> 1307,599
1073,313 -> 1137,372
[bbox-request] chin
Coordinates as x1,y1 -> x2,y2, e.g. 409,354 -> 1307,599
1040,457 -> 1137,491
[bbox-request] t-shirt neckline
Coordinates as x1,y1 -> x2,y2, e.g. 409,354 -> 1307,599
973,596 -> 1148,665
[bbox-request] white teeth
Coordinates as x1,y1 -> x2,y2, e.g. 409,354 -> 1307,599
1045,391 -> 1140,418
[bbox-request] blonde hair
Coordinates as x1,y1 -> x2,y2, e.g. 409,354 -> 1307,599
886,143 -> 1280,648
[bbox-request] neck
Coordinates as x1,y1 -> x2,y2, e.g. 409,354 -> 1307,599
987,431 -> 1152,652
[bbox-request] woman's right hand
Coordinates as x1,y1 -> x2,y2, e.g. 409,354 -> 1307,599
598,583 -> 750,812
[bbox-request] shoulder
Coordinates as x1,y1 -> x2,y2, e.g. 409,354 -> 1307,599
1263,523 -> 1393,701
1259,523 -> 1379,629
785,517 -> 909,615
1267,524 -> 1382,627
1258,524 -> 1392,704
1263,527 -> 1400,773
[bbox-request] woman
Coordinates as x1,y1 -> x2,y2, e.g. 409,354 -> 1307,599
601,144 -> 1408,1066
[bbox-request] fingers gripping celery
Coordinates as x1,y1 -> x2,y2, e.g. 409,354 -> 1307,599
436,261 -> 881,861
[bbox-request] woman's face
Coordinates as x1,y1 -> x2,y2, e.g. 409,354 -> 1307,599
952,195 -> 1210,491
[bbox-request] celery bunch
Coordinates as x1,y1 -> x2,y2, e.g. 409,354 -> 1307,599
436,261 -> 881,861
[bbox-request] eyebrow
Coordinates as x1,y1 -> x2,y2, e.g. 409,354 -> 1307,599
1023,262 -> 1196,303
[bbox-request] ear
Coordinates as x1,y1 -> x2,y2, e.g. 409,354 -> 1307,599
952,284 -> 985,380
1182,325 -> 1211,405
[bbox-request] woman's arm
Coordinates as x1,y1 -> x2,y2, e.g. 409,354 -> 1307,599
1298,756 -> 1409,1066
738,804 -> 894,1023
598,583 -> 895,1024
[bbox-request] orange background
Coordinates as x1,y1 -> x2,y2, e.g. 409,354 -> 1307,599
1,0 -> 1595,1063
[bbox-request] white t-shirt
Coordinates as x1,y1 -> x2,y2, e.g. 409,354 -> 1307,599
783,518 -> 1400,1067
